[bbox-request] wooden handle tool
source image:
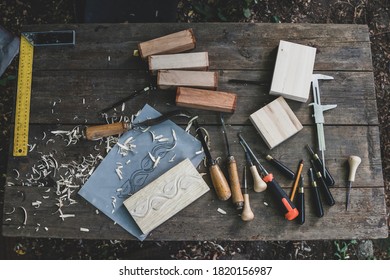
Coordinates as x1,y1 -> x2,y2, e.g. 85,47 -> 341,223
194,120 -> 231,201
85,122 -> 129,140
346,155 -> 361,210
241,166 -> 254,221
239,141 -> 267,192
220,114 -> 244,209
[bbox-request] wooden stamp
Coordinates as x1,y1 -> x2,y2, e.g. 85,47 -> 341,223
176,87 -> 237,113
138,29 -> 196,59
157,70 -> 218,90
270,40 -> 316,102
123,158 -> 209,234
249,96 -> 303,149
148,52 -> 209,75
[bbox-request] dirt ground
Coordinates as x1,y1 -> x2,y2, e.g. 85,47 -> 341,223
0,0 -> 389,259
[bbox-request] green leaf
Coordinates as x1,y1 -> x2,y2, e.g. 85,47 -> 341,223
243,8 -> 251,18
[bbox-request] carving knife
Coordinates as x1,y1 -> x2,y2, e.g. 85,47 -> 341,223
220,114 -> 244,209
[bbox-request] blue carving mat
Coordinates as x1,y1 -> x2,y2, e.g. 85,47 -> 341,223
79,104 -> 204,240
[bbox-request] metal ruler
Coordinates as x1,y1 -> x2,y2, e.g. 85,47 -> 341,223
13,30 -> 75,156
13,35 -> 33,156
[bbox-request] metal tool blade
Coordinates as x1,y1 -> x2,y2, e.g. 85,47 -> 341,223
220,114 -> 231,156
346,181 -> 352,210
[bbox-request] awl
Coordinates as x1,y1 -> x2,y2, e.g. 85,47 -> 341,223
346,155 -> 361,210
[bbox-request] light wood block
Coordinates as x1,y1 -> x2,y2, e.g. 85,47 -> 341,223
148,52 -> 209,75
270,40 -> 316,102
138,29 -> 196,59
123,158 -> 209,234
249,96 -> 303,149
176,87 -> 237,113
157,70 -> 218,90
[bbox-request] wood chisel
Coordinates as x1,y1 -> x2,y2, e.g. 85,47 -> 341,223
238,133 -> 298,220
241,166 -> 254,221
310,160 -> 335,206
296,175 -> 305,225
194,120 -> 231,201
308,167 -> 324,217
306,144 -> 335,186
220,114 -> 244,209
239,142 -> 267,192
84,110 -> 192,140
346,155 -> 361,211
99,85 -> 155,116
264,154 -> 295,180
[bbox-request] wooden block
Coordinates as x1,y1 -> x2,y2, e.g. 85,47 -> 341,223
270,40 -> 316,102
176,87 -> 237,113
157,70 -> 218,90
249,96 -> 303,149
138,29 -> 196,59
148,52 -> 209,75
123,158 -> 209,234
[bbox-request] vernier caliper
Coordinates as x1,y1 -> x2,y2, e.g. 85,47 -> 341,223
309,74 -> 337,177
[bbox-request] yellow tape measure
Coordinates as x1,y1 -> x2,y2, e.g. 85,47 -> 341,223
13,35 -> 33,156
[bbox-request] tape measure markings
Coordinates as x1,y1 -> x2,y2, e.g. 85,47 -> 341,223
13,35 -> 34,156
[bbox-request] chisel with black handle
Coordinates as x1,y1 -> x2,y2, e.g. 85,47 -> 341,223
308,167 -> 324,218
311,160 -> 335,206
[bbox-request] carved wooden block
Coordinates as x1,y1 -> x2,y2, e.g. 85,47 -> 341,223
138,29 -> 196,59
176,87 -> 237,113
249,96 -> 303,149
148,52 -> 209,75
270,40 -> 316,102
157,70 -> 218,90
123,158 -> 209,234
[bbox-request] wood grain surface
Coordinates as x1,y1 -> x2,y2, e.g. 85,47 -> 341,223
3,23 -> 386,241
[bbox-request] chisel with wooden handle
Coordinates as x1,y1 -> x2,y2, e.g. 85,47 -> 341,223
194,120 -> 231,201
84,110 -> 191,140
220,114 -> 244,209
238,133 -> 298,221
239,141 -> 267,192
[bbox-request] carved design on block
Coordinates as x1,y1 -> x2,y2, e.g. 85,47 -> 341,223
124,158 -> 209,234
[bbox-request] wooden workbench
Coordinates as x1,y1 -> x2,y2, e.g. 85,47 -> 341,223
3,23 -> 387,241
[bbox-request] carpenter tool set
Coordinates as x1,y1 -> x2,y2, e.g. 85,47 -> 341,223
13,28 -> 359,240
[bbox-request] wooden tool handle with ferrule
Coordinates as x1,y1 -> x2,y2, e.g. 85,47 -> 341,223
85,122 -> 129,140
241,193 -> 254,221
227,156 -> 244,210
209,163 -> 231,201
250,165 -> 267,192
348,156 -> 361,182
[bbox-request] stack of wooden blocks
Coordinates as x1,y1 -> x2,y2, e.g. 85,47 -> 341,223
138,29 -> 237,113
250,40 -> 316,149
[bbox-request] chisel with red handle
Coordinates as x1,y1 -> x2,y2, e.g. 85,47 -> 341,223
238,133 -> 298,221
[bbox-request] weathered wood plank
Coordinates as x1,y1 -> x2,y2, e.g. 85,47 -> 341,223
25,70 -> 377,125
6,125 -> 383,191
24,23 -> 372,71
3,185 -> 386,240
